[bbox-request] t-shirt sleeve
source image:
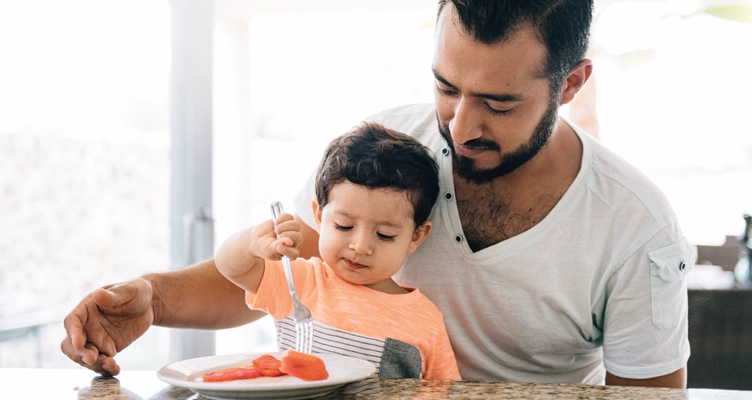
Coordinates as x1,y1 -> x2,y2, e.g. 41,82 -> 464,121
424,321 -> 462,380
601,224 -> 694,379
246,258 -> 316,319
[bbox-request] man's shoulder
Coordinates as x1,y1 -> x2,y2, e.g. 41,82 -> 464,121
364,103 -> 440,145
365,103 -> 435,124
579,130 -> 677,227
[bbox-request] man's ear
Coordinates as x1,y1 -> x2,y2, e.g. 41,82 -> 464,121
312,198 -> 323,232
560,59 -> 593,105
408,221 -> 433,254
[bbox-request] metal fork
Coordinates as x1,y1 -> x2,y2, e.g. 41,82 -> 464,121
270,201 -> 314,354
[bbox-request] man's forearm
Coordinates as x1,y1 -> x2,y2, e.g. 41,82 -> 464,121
606,367 -> 686,388
144,258 -> 265,329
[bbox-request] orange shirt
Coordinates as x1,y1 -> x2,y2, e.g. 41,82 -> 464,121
247,257 -> 461,380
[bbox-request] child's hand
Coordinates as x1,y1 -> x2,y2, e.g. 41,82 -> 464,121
216,213 -> 303,290
251,212 -> 303,261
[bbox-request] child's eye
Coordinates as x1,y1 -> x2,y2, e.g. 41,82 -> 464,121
377,233 -> 395,241
334,224 -> 352,231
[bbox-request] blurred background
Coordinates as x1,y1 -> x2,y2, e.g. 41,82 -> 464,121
1,0 -> 751,386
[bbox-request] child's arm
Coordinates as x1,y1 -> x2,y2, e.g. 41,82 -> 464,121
215,213 -> 303,294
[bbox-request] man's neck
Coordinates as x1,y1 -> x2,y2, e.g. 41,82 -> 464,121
453,119 -> 583,252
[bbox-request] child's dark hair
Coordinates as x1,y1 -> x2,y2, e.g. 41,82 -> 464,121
315,122 -> 440,227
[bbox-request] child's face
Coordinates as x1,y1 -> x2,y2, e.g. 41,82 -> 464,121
313,181 -> 431,293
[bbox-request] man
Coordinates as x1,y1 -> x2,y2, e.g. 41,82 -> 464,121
62,0 -> 692,387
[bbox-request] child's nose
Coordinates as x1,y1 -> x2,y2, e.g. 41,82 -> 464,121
349,233 -> 373,256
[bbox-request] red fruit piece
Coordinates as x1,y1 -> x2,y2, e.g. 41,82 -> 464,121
279,350 -> 329,381
253,354 -> 286,376
253,354 -> 283,371
202,366 -> 262,382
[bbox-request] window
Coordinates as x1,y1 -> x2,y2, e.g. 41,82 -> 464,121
590,1 -> 752,245
0,0 -> 171,369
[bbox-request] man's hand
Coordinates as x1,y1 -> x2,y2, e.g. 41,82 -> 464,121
61,279 -> 155,375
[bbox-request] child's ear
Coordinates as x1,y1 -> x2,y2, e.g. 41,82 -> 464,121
408,221 -> 433,254
312,198 -> 323,232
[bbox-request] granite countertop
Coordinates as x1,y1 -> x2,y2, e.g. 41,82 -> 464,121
79,374 -> 752,400
4,368 -> 750,399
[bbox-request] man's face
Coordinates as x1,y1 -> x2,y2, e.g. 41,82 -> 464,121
432,5 -> 560,184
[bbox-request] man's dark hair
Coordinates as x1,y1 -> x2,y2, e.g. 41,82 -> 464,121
437,0 -> 593,89
315,122 -> 440,227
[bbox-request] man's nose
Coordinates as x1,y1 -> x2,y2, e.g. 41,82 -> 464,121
449,97 -> 483,144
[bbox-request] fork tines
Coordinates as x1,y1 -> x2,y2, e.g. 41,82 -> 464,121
296,321 -> 313,354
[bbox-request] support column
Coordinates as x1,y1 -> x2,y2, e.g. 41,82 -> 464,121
169,0 -> 216,362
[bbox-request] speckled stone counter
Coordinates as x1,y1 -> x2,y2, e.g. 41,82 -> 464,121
82,374 -> 752,400
5,368 -> 752,399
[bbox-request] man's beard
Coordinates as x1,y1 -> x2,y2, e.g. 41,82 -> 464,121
438,97 -> 559,185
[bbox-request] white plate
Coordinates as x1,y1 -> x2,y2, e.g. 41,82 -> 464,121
157,351 -> 376,399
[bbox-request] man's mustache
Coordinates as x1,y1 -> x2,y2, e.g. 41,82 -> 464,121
439,122 -> 500,152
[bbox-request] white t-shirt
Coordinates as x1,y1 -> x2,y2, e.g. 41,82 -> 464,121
294,103 -> 693,384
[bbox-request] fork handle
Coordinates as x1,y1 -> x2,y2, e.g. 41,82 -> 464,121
270,202 -> 302,302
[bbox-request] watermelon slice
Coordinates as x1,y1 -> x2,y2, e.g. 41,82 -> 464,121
252,354 -> 285,376
279,350 -> 330,381
202,354 -> 287,382
202,366 -> 262,382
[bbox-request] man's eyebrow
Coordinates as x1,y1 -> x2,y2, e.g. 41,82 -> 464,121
432,68 -> 457,89
432,68 -> 525,103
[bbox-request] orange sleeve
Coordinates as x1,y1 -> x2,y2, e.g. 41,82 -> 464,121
246,258 -> 316,318
424,320 -> 462,380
